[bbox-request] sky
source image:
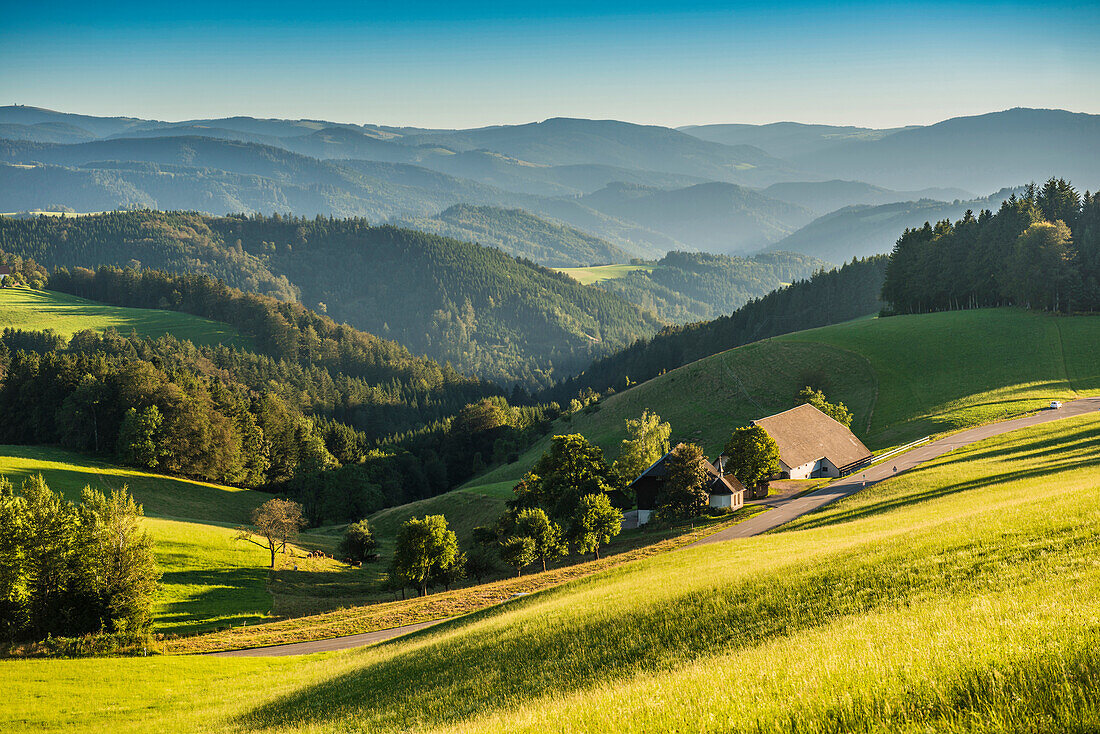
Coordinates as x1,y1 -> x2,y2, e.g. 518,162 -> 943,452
2,0 -> 1098,129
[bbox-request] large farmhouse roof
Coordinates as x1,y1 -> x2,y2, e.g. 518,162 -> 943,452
752,403 -> 871,471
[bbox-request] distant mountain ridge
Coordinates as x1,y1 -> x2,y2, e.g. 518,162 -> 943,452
1,105 -> 1096,262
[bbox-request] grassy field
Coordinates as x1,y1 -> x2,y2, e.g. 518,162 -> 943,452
0,288 -> 247,347
465,308 -> 1100,493
4,412 -> 1098,732
554,263 -> 652,285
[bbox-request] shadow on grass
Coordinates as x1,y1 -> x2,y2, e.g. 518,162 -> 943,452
233,520 -> 1099,733
156,568 -> 272,635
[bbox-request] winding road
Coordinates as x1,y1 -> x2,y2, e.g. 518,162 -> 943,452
208,397 -> 1100,657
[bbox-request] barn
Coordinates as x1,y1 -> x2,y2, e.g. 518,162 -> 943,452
630,447 -> 745,525
752,403 -> 872,479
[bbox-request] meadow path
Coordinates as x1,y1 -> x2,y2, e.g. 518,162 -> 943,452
208,398 -> 1100,657
689,396 -> 1100,547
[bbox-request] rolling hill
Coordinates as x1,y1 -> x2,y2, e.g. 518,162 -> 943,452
578,249 -> 831,324
395,204 -> 633,267
678,120 -> 912,157
580,181 -> 815,254
761,180 -> 973,215
466,308 -> 1100,493
0,210 -> 663,387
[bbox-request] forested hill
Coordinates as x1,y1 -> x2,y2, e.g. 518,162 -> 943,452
545,255 -> 889,402
396,204 -> 633,267
590,250 -> 830,324
0,211 -> 663,388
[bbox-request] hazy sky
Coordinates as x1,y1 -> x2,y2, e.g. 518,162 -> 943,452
2,0 -> 1098,129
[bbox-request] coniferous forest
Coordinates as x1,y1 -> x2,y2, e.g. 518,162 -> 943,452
883,180 -> 1100,313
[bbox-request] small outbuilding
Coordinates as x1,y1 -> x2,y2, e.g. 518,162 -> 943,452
752,403 -> 872,479
629,447 -> 745,525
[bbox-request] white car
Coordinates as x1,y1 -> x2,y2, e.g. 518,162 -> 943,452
1050,401 -> 1063,410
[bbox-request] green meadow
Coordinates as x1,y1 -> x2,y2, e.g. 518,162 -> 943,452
3,411 -> 1098,732
554,263 -> 653,285
466,308 -> 1100,493
0,288 -> 247,347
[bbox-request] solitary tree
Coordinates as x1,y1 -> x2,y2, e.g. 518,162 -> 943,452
571,493 -> 622,560
658,443 -> 711,519
795,387 -> 853,428
723,425 -> 781,488
390,514 -> 459,596
237,498 -> 306,568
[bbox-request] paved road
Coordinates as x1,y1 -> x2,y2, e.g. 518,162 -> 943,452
207,618 -> 449,657
690,397 -> 1100,547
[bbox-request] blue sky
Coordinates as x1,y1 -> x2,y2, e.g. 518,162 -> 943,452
2,0 -> 1097,128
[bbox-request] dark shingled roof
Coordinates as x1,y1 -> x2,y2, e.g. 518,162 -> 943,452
752,403 -> 871,471
629,445 -> 744,495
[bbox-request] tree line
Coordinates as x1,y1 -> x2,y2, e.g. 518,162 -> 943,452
882,179 -> 1100,314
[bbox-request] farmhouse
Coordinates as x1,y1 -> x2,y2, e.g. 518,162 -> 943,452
752,403 -> 871,479
0,266 -> 10,285
630,446 -> 745,525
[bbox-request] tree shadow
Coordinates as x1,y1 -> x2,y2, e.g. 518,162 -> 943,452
156,567 -> 272,634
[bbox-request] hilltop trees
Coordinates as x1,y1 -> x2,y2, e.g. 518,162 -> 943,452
882,179 -> 1100,314
724,426 -> 781,489
0,475 -> 159,642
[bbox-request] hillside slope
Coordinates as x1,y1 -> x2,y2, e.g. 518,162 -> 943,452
7,412 -> 1100,732
469,309 -> 1100,492
580,181 -> 815,254
769,187 -> 1024,263
0,210 -> 662,387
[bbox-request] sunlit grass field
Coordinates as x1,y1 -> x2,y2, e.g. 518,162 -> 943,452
4,412 -> 1099,733
0,288 -> 247,347
465,308 -> 1100,493
554,263 -> 653,285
